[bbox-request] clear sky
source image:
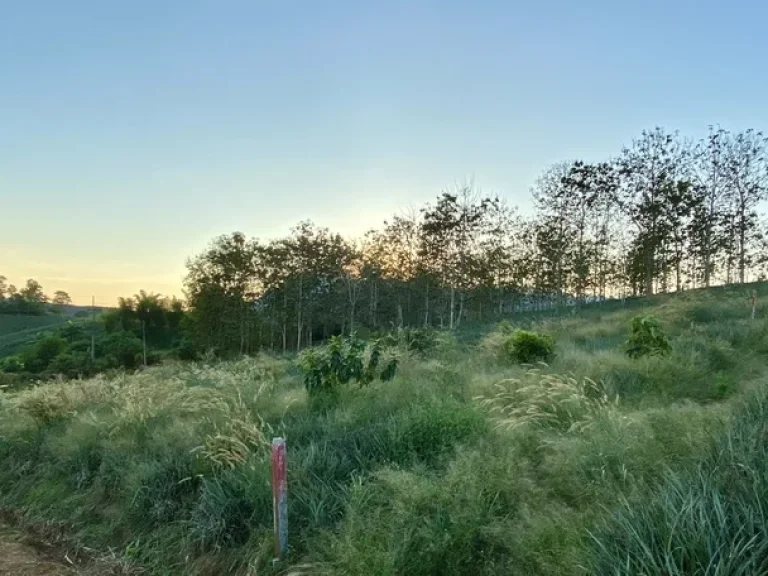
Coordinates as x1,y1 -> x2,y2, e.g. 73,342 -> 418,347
1,1 -> 766,305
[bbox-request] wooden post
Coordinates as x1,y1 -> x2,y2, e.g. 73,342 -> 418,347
271,437 -> 288,560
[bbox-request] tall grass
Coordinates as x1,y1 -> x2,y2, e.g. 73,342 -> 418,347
590,387 -> 768,575
0,284 -> 764,574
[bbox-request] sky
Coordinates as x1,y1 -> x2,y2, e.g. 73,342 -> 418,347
1,1 -> 767,306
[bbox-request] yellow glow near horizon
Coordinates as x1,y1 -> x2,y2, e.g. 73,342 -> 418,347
2,249 -> 185,307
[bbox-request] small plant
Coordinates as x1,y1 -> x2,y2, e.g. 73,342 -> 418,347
502,330 -> 555,364
626,315 -> 671,358
298,335 -> 398,403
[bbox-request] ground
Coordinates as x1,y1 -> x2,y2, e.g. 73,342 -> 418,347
0,524 -> 73,575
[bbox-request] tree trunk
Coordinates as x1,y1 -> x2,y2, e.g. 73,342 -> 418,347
739,210 -> 747,284
449,286 -> 455,330
644,249 -> 654,296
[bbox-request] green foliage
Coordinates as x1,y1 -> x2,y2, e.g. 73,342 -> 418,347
503,329 -> 556,364
298,335 -> 398,402
102,331 -> 144,369
386,326 -> 439,354
626,315 -> 671,358
0,354 -> 23,373
0,286 -> 766,574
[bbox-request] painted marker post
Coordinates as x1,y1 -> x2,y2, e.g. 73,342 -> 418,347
271,437 -> 288,560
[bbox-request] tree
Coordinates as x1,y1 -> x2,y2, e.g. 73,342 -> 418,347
480,197 -> 523,314
184,232 -> 261,354
723,129 -> 768,284
20,279 -> 47,303
532,163 -> 578,303
420,185 -> 488,329
52,290 -> 72,306
617,127 -> 689,295
690,127 -> 730,287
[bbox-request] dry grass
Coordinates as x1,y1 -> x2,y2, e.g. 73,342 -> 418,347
476,367 -> 617,433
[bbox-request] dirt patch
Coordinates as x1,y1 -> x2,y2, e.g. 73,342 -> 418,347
0,525 -> 74,575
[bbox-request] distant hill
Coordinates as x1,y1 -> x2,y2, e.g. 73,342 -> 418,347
0,314 -> 72,357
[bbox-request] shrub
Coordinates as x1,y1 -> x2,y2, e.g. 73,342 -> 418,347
47,351 -> 90,378
298,335 -> 398,406
102,331 -> 144,369
625,315 -> 671,359
174,338 -> 201,361
21,334 -> 68,373
386,326 -> 438,355
502,330 -> 555,364
0,354 -> 24,373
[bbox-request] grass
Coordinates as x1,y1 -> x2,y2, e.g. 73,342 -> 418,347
0,284 -> 766,574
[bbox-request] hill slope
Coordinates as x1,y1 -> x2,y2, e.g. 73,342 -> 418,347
0,283 -> 766,574
0,315 -> 70,357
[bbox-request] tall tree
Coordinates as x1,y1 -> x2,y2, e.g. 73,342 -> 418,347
724,129 -> 768,284
617,127 -> 689,295
690,127 -> 729,287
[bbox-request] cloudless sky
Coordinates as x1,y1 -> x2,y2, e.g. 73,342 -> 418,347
1,0 -> 766,305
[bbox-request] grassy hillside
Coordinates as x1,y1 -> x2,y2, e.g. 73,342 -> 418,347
0,315 -> 69,357
0,284 -> 766,574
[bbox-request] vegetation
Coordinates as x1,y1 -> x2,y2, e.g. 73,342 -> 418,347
591,388 -> 768,574
625,315 -> 672,358
0,276 -> 70,316
0,284 -> 765,574
298,335 -> 398,408
173,125 -> 768,358
1,123 -> 768,572
0,292 -> 186,385
502,329 -> 556,364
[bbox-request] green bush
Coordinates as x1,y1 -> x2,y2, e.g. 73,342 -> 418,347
386,326 -> 438,355
21,334 -> 68,373
298,335 -> 397,405
626,315 -> 671,359
502,330 -> 555,364
0,354 -> 24,373
102,331 -> 144,369
174,338 -> 201,361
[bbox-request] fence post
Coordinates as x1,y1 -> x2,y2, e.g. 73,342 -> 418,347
271,437 -> 288,560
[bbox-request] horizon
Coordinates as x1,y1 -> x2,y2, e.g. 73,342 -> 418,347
3,1 -> 768,306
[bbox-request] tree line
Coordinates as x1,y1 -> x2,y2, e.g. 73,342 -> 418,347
183,126 -> 768,355
0,276 -> 72,315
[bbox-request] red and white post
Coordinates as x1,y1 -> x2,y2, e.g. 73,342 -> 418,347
271,437 -> 288,560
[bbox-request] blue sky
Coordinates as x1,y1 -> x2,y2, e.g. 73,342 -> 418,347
1,1 -> 766,304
